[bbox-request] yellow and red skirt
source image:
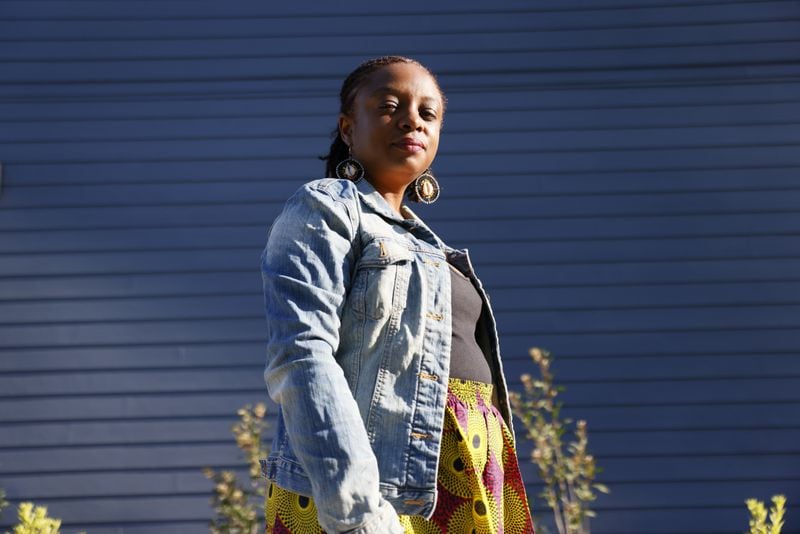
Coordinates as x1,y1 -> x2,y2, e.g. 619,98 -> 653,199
265,377 -> 535,533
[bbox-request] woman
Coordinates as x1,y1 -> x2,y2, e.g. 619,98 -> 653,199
260,56 -> 534,534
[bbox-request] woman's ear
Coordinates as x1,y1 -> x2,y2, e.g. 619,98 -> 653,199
338,113 -> 353,147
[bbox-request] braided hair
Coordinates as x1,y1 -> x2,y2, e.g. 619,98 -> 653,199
321,55 -> 446,178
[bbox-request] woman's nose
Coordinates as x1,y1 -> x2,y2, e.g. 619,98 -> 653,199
399,108 -> 423,131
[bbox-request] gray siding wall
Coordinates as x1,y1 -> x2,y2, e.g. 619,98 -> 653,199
0,1 -> 798,532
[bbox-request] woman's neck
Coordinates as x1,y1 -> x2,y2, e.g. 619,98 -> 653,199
366,176 -> 413,217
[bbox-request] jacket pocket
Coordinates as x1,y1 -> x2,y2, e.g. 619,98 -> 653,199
349,237 -> 414,321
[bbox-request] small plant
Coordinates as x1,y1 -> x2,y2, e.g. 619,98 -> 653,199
202,402 -> 269,534
745,494 -> 786,534
0,489 -> 8,518
0,490 -> 83,534
6,502 -> 61,534
509,347 -> 609,534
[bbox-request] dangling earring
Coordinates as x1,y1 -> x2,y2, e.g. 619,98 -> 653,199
335,146 -> 364,183
408,168 -> 440,204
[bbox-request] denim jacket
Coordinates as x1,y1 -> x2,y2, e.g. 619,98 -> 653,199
259,177 -> 514,533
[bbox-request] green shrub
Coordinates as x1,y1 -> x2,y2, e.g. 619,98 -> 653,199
509,347 -> 609,534
746,494 -> 786,534
5,502 -> 61,534
202,402 -> 269,534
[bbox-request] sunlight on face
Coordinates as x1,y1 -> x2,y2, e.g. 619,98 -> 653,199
339,62 -> 444,190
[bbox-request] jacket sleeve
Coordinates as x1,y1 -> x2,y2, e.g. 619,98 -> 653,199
260,182 -> 404,534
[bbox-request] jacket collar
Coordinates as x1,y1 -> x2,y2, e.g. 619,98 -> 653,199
354,177 -> 449,252
354,177 -> 405,223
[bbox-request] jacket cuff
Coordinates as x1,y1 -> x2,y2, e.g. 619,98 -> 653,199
340,497 -> 405,534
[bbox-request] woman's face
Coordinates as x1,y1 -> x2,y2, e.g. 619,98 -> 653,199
339,62 -> 444,189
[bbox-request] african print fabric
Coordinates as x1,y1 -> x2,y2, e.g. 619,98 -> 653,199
265,377 -> 535,533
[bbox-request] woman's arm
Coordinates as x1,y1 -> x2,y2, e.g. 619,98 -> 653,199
260,181 -> 403,533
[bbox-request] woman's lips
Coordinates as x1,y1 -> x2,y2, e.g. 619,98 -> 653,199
394,139 -> 425,153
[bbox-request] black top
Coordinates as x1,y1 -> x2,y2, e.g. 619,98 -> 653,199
447,260 -> 493,384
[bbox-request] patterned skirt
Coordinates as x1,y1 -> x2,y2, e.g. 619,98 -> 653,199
265,377 -> 535,534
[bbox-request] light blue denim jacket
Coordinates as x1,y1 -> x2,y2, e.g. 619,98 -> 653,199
259,177 -> 514,533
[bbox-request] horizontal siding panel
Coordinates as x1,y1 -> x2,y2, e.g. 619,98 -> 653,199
2,386 -> 797,429
0,250 -> 259,277
4,454 -> 797,501
4,157 -> 800,193
5,142 -> 800,176
0,0 -> 791,14
3,64 -> 798,103
4,186 -> 800,232
0,85 -> 798,132
514,428 -> 800,457
0,365 -> 795,402
0,443 -> 240,474
500,329 -> 800,362
0,418 -> 240,447
0,318 -> 263,347
0,348 -> 795,386
0,392 -> 271,422
539,479 -> 800,509
497,303 -> 800,331
0,95 -> 335,123
0,343 -> 266,372
439,212 -> 800,243
3,304 -> 800,342
469,233 -> 800,260
0,159 -> 800,203
2,400 -> 798,443
4,21 -> 800,63
0,301 -> 799,342
554,402 -> 800,430
504,377 -> 800,406
5,185 -> 800,221
3,233 -> 800,277
5,124 -> 800,165
0,495 -> 213,524
4,103 -> 800,146
51,524 -> 204,534
531,352 -> 800,381
4,124 -> 800,172
473,258 -> 800,286
0,272 -> 258,300
1,428 -> 794,473
0,366 -> 264,397
490,281 -> 800,311
1,3 -> 796,39
3,280 -> 800,322
524,482 -> 800,534
3,64 -> 799,103
593,453 -> 800,482
3,212 -> 800,253
4,468 -> 247,500
0,294 -> 263,323
3,259 -> 800,297
4,41 -> 800,85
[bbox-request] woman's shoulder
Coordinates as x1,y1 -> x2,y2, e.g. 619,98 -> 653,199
278,178 -> 360,230
292,177 -> 359,203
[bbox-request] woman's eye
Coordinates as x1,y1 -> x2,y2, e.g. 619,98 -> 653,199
380,102 -> 398,111
421,109 -> 438,120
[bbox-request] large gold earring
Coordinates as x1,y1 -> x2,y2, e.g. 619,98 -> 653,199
408,168 -> 440,204
335,146 -> 364,182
